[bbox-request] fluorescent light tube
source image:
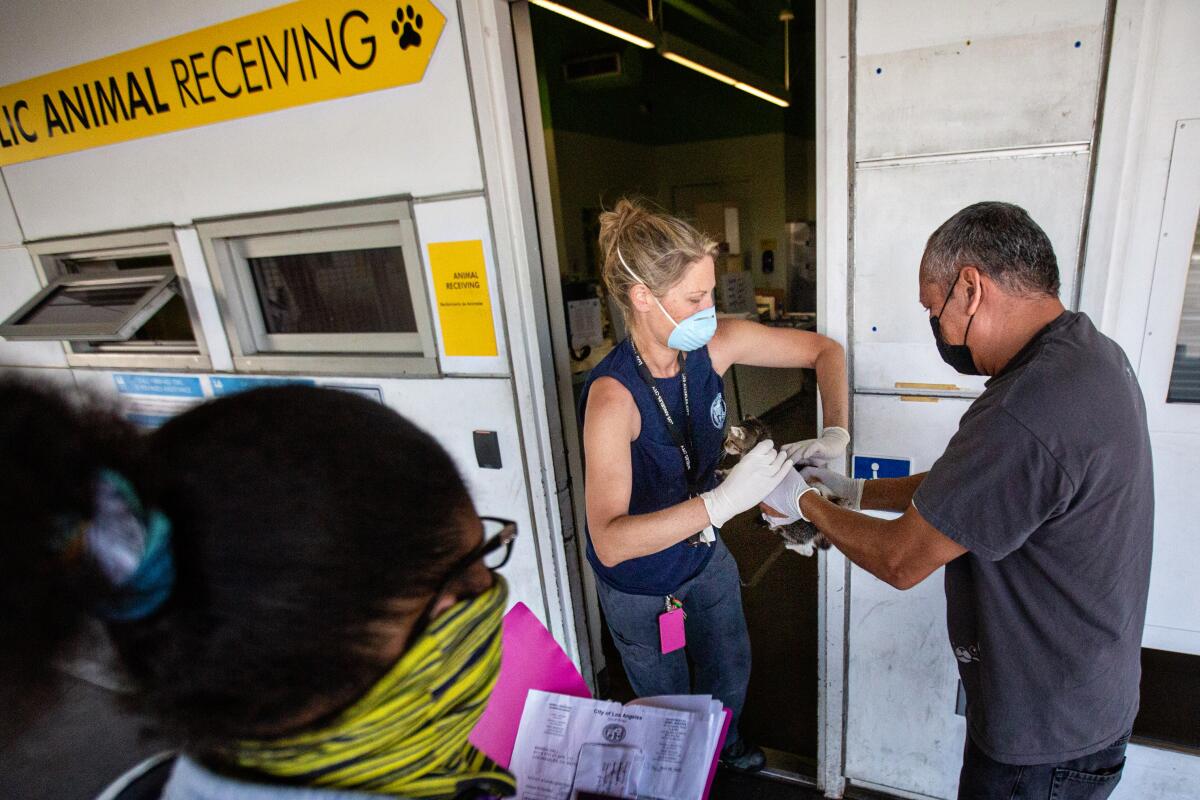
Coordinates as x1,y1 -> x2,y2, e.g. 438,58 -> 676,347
661,49 -> 790,108
529,0 -> 655,49
661,51 -> 736,85
733,81 -> 789,108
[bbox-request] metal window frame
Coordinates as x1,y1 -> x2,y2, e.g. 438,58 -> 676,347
197,199 -> 439,377
0,266 -> 178,341
18,228 -> 212,371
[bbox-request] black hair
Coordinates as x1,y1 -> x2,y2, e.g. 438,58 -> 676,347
0,379 -> 139,672
0,379 -> 473,749
920,201 -> 1061,297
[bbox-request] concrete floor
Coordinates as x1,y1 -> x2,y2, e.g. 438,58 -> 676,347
0,667 -> 172,800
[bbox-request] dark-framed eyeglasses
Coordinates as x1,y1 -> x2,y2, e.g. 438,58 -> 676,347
407,516 -> 518,646
447,516 -> 518,575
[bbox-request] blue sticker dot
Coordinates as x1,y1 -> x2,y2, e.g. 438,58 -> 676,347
875,67 -> 883,74
871,326 -> 878,332
1074,40 -> 1082,48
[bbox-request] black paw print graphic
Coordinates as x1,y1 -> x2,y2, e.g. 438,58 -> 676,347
392,5 -> 423,50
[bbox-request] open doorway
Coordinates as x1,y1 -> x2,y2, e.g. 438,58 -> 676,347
513,0 -> 822,777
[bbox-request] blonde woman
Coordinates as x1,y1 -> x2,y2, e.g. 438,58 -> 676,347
579,199 -> 849,771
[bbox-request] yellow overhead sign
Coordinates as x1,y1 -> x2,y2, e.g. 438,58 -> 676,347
0,0 -> 446,166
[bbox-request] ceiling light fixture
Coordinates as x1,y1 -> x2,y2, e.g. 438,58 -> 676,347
659,35 -> 790,108
661,51 -> 735,86
732,81 -> 790,108
528,0 -> 656,49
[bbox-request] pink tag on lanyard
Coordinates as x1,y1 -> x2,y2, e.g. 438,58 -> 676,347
659,607 -> 686,653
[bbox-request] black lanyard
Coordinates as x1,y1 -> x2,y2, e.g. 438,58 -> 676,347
630,340 -> 701,496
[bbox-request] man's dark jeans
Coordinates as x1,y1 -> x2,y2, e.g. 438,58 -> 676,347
958,729 -> 1129,799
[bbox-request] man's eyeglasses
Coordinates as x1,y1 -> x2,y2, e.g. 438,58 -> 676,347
407,516 -> 518,646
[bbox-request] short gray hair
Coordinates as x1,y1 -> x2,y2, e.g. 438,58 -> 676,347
920,202 -> 1060,297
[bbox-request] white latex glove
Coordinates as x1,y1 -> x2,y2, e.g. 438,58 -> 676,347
781,426 -> 851,467
800,466 -> 865,511
701,440 -> 792,528
759,468 -> 821,525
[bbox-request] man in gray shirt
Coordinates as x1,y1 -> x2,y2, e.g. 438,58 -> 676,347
779,202 -> 1153,799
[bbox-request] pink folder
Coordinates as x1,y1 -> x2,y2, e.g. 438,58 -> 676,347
704,709 -> 732,800
470,602 -> 731,799
469,602 -> 591,767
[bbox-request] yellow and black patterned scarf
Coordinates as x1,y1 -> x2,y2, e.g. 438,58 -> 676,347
232,579 -> 514,798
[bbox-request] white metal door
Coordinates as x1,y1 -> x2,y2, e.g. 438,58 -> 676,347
838,1 -> 1110,797
1134,118 -> 1200,657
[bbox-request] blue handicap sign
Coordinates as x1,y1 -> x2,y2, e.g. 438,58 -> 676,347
853,455 -> 911,480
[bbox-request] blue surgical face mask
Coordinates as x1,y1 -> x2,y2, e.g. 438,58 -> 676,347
618,249 -> 717,352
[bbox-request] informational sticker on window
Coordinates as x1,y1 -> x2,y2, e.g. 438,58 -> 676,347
428,239 -> 499,357
113,373 -> 205,428
0,0 -> 446,166
114,374 -> 204,398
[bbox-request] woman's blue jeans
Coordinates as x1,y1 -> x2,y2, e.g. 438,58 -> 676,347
593,538 -> 751,748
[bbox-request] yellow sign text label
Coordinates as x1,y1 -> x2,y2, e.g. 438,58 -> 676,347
428,240 -> 498,358
0,0 -> 445,166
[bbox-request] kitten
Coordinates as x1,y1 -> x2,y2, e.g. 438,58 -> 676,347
722,416 -> 832,557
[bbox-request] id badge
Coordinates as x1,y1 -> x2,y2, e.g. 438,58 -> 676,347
659,607 -> 686,654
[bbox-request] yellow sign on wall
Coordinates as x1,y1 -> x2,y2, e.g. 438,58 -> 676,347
0,0 -> 445,166
428,240 -> 498,358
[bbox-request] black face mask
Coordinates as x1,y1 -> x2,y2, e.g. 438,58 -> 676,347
929,271 -> 983,376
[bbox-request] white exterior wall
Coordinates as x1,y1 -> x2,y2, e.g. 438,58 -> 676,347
827,0 -> 1200,798
0,1 -> 483,237
0,0 -> 577,654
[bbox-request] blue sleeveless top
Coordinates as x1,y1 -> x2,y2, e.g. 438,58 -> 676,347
579,339 -> 728,595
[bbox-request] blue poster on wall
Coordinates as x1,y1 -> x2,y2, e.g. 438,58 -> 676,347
209,376 -> 316,396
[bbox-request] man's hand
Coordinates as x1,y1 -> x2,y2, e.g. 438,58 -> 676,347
782,426 -> 850,466
759,468 -> 823,526
800,466 -> 865,511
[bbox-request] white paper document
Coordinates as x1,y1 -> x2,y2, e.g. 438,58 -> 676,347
509,690 -> 724,800
572,743 -> 643,799
627,695 -> 724,776
567,298 -> 604,349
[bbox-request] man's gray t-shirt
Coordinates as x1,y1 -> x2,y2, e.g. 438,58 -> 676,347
913,311 -> 1153,765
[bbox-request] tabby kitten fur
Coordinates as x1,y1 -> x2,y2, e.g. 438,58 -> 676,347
721,416 -> 832,557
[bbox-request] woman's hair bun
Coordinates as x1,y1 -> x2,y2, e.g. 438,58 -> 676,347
595,197 -> 717,325
598,197 -> 644,261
